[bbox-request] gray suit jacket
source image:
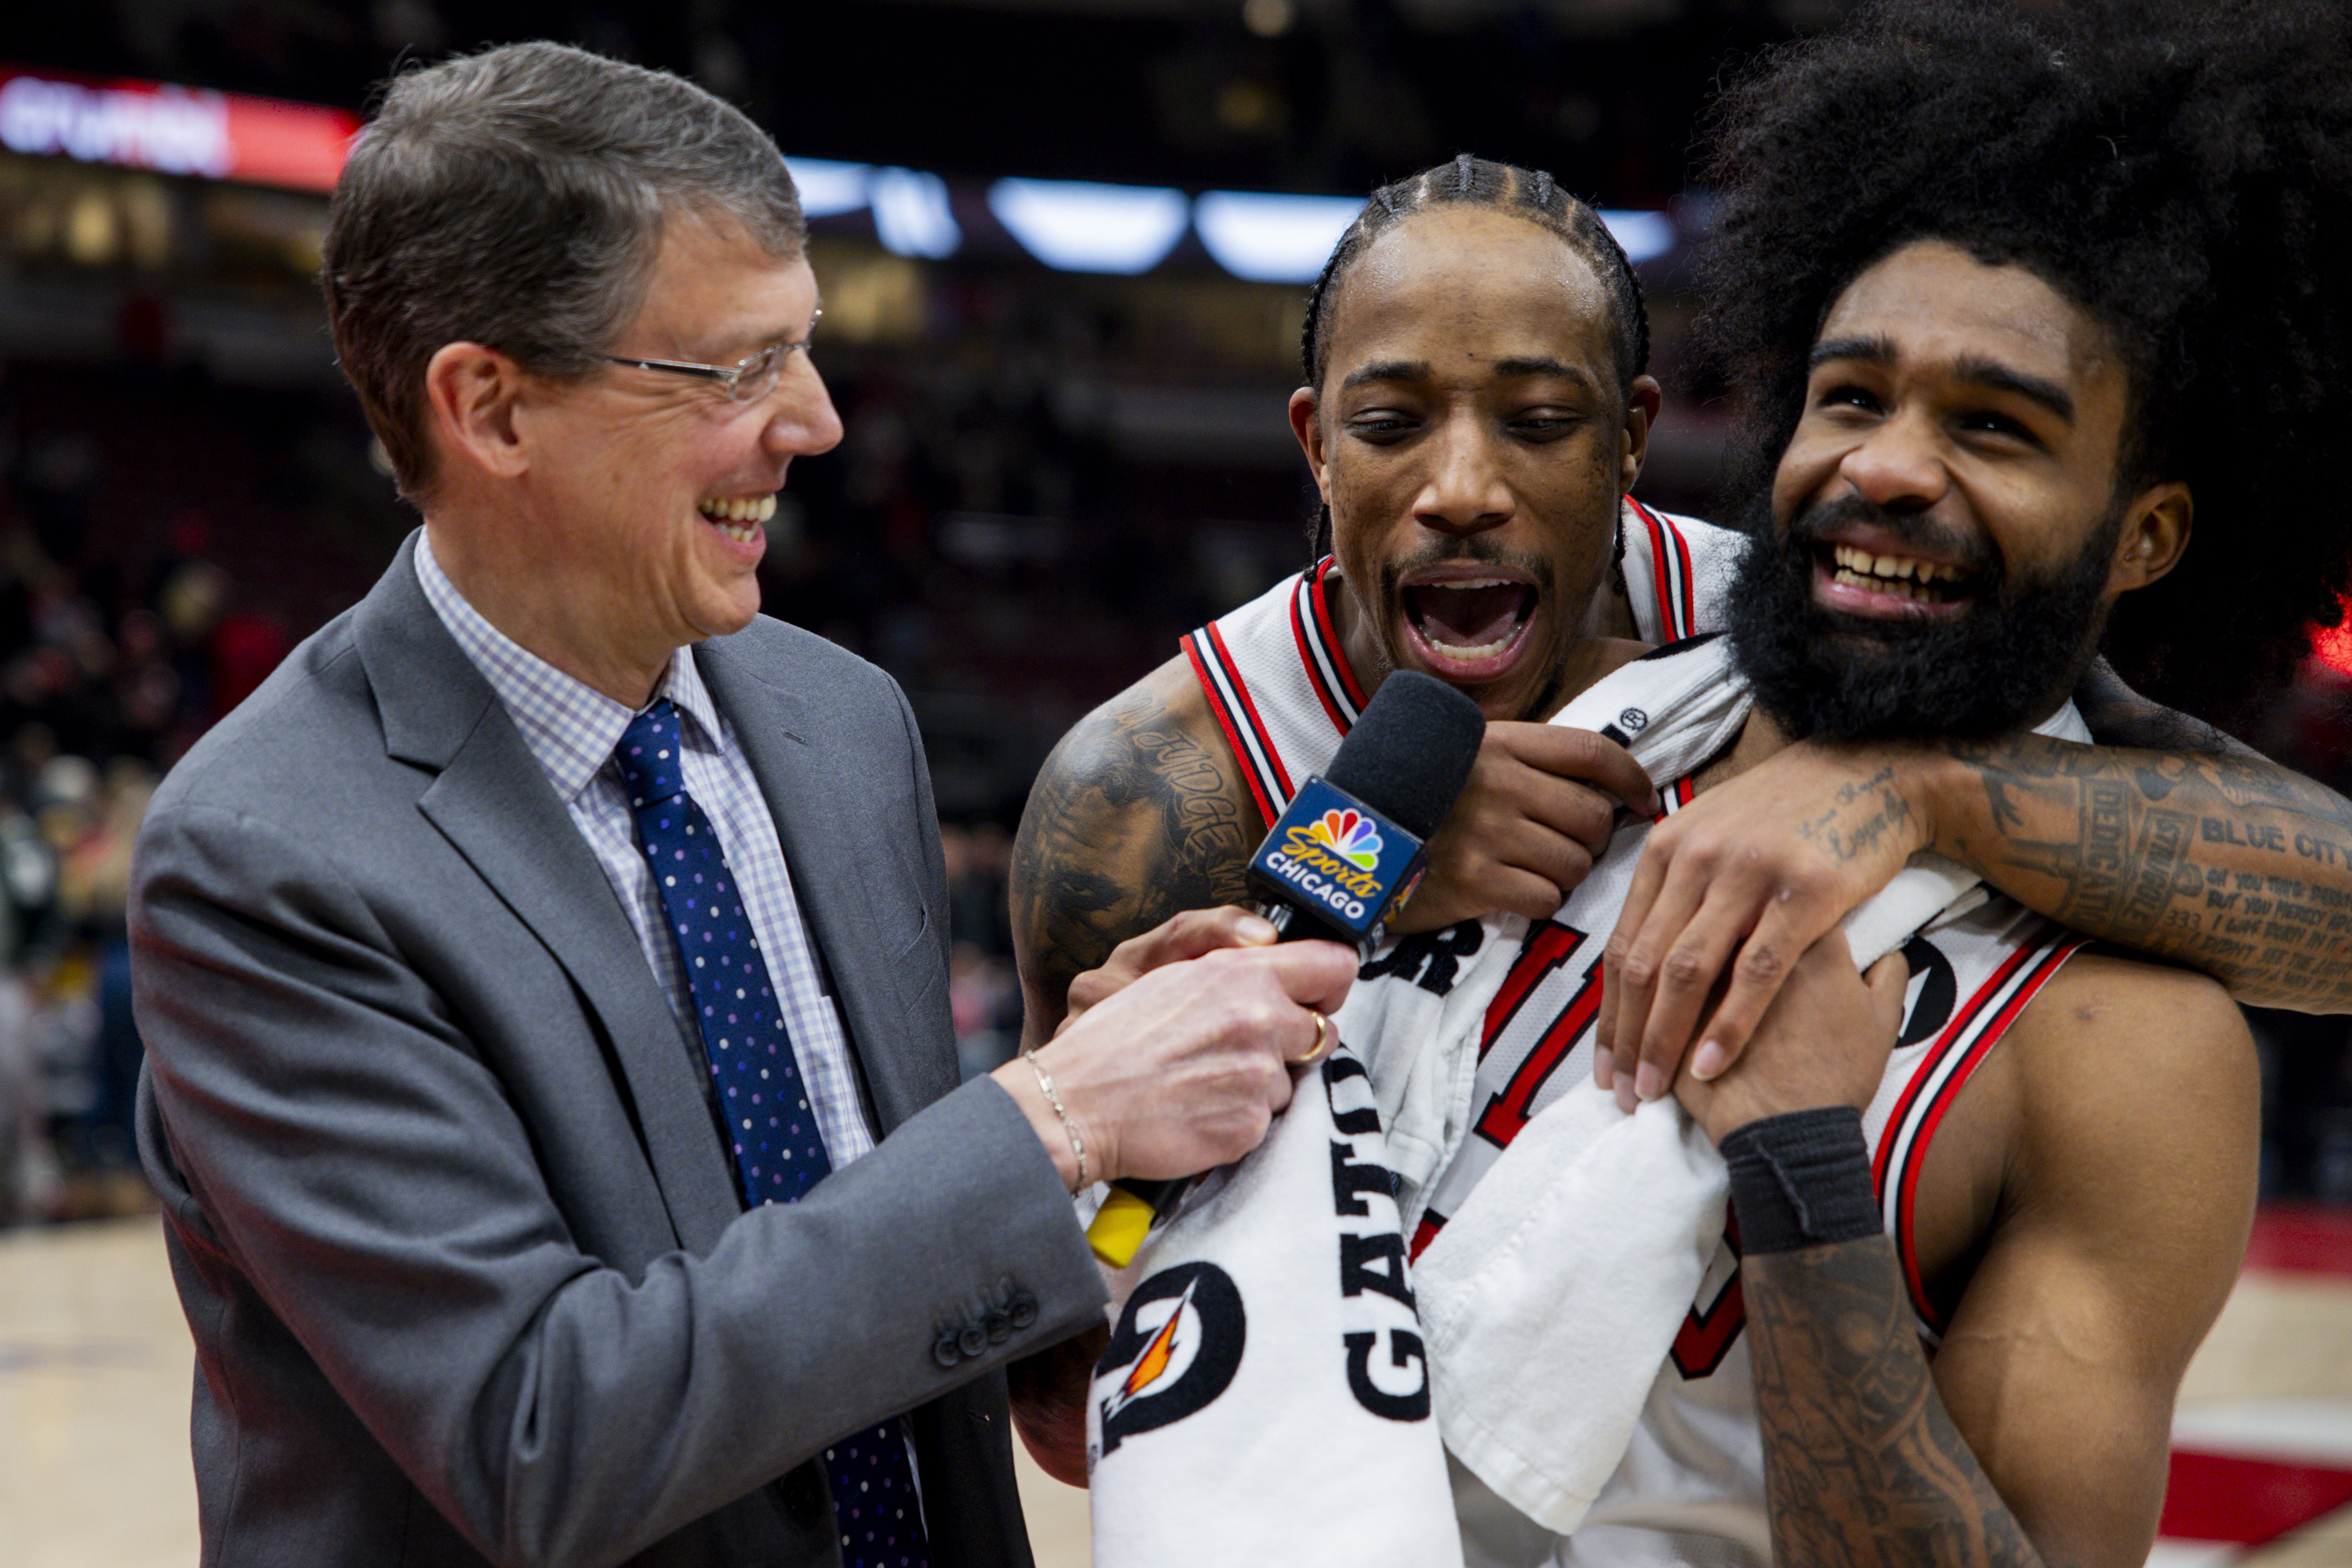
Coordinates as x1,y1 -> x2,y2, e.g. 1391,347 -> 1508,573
132,536 -> 1105,1568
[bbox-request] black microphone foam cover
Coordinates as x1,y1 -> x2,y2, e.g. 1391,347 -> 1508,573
1324,670 -> 1486,842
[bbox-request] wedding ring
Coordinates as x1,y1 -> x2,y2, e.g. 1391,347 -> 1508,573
1299,1009 -> 1333,1064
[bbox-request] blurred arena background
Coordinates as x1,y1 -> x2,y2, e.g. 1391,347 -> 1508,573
3,3 -> 2352,1561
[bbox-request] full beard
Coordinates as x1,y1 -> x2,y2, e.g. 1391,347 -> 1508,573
1724,491 -> 2120,743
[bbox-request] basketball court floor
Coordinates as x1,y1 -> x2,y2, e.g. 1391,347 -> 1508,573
7,1208 -> 2350,1566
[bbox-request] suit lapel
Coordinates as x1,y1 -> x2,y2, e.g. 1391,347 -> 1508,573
699,634 -> 954,1138
354,536 -> 743,1252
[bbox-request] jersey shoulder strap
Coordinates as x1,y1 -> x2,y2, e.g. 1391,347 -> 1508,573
1621,497 -> 1747,642
1180,557 -> 1365,827
1867,905 -> 2088,1337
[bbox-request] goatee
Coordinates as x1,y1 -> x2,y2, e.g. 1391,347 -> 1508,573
1724,491 -> 2119,742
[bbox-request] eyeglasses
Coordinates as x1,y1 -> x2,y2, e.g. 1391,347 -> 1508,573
597,309 -> 821,403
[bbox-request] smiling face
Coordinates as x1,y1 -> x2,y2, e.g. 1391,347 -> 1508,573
1730,239 -> 2189,740
1292,205 -> 1650,722
493,213 -> 841,701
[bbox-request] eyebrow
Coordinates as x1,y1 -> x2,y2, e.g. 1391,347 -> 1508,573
1495,357 -> 1597,388
1338,356 -> 1597,391
1340,358 -> 1430,391
710,302 -> 823,361
1809,334 -> 2076,425
1954,354 -> 2074,425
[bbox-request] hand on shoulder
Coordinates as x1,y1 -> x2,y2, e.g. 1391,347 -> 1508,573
1601,736 -> 1942,1107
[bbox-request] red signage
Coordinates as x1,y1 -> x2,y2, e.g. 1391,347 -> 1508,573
0,63 -> 355,193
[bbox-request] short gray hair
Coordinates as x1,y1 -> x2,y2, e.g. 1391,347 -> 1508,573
322,42 -> 804,501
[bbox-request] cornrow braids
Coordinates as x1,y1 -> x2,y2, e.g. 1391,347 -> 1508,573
1297,155 -> 1652,558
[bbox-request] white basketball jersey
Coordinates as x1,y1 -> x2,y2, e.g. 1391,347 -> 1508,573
1182,501 -> 2085,1560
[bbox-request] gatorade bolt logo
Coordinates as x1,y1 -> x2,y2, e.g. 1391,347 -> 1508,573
1092,1262 -> 1246,1461
1310,809 -> 1384,871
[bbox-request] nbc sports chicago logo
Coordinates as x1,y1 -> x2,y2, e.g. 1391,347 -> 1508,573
1309,809 -> 1383,869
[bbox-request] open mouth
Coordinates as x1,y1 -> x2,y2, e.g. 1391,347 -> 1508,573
1819,542 -> 1975,608
1402,576 -> 1538,669
698,493 -> 774,545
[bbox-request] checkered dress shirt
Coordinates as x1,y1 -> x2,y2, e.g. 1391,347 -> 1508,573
414,533 -> 877,1170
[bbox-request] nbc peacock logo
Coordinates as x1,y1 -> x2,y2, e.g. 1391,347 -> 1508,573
1309,809 -> 1384,871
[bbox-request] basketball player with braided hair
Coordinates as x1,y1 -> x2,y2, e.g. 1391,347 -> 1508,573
1294,152 -> 1653,567
1014,153 -> 1682,1073
1013,136 -> 2352,1097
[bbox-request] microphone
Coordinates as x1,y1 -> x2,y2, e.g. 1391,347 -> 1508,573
1087,670 -> 1486,1266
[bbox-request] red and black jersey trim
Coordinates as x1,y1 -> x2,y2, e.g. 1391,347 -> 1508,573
1873,926 -> 2085,1336
1627,496 -> 1699,642
1294,556 -> 1367,733
1670,1235 -> 1747,1379
1181,621 -> 1294,830
1185,557 -> 1367,829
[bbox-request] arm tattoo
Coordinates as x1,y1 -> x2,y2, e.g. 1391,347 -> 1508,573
1945,732 -> 2352,1009
1942,650 -> 2352,1010
1012,687 -> 1254,1024
1746,1239 -> 2053,1567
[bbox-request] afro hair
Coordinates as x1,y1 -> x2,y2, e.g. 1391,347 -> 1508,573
1698,0 -> 2352,725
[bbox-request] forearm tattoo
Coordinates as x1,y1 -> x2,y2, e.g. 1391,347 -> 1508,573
1012,688 -> 1255,1023
1947,733 -> 2352,1009
1746,1239 -> 2050,1567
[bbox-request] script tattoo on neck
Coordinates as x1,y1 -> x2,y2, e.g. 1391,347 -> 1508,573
1012,684 -> 1255,1026
1941,722 -> 2352,1009
1746,1238 -> 2051,1566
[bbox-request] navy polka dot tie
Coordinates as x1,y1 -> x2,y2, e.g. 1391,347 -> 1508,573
616,700 -> 931,1568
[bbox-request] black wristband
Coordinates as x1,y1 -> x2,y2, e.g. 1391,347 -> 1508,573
1720,1105 -> 1881,1255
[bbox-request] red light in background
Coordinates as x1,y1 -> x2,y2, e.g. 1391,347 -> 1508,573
0,63 -> 356,194
2316,602 -> 2352,677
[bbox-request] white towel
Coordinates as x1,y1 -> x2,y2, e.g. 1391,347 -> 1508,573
1085,1045 -> 1467,1568
1330,636 -> 1764,1533
1404,639 -> 2065,1534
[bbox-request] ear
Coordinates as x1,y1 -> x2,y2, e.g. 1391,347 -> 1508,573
2107,479 -> 2193,594
1287,386 -> 1330,503
1620,374 -> 1661,494
423,342 -> 535,483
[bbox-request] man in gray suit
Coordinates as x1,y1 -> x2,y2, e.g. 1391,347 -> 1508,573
128,43 -> 1352,1568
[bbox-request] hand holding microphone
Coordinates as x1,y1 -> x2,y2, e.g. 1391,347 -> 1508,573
1076,671 -> 1488,1263
994,921 -> 1353,1188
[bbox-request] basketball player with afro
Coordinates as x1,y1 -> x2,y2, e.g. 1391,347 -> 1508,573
1010,0 -> 2352,1557
1563,0 -> 2352,1555
1013,31 -> 2352,1117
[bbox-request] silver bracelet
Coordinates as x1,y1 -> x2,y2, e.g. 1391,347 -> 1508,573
1023,1046 -> 1089,1189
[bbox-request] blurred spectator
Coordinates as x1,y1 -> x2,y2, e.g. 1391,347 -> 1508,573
58,758 -> 157,1182
942,820 -> 1023,1082
0,396 -> 302,1223
950,820 -> 1016,959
